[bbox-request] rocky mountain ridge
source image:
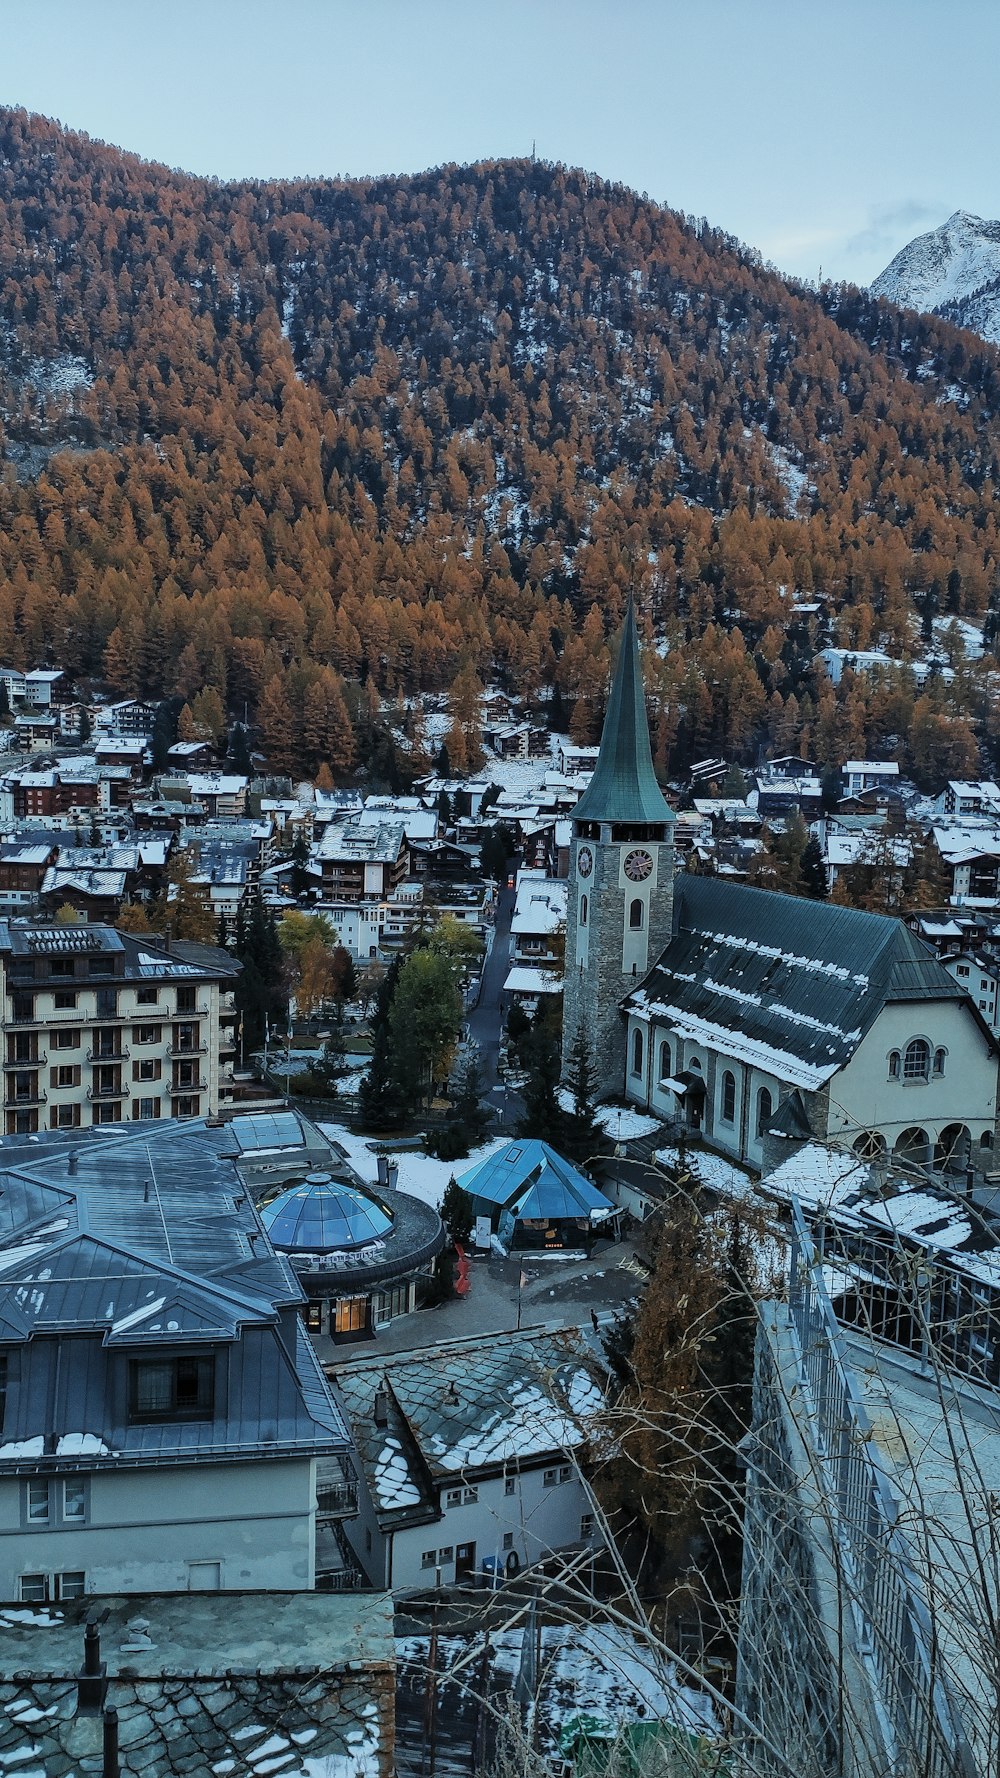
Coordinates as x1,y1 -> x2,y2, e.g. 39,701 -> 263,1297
872,210 -> 1000,343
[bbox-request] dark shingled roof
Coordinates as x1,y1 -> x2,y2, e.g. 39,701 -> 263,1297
626,876 -> 993,1089
0,1592 -> 395,1778
571,601 -> 674,826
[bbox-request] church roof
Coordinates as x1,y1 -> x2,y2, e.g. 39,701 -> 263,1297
625,876 -> 990,1091
571,602 -> 674,826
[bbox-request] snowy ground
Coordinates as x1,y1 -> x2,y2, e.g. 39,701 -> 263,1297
653,1143 -> 757,1204
535,1620 -> 718,1751
395,1619 -> 717,1756
316,1119 -> 508,1211
556,1094 -> 666,1141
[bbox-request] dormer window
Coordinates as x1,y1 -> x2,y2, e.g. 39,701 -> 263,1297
128,1356 -> 215,1424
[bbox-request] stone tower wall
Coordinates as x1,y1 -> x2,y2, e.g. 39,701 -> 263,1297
562,828 -> 675,1098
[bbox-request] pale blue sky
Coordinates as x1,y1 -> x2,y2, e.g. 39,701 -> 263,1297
2,0 -> 996,286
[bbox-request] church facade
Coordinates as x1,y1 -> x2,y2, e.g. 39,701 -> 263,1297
563,609 -> 1000,1176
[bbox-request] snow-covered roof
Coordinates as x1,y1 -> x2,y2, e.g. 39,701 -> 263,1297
626,876 -> 969,1089
511,874 -> 567,935
503,964 -> 563,995
332,1326 -> 604,1515
845,760 -> 900,777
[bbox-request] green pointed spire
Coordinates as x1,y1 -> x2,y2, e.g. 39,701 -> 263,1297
572,600 -> 674,825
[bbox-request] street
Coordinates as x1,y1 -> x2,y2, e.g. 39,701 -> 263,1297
466,882 -> 520,1131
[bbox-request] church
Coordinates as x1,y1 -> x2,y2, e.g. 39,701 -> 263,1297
562,607 -> 1000,1176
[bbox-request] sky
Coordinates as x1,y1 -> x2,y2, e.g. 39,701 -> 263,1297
2,0 -> 998,287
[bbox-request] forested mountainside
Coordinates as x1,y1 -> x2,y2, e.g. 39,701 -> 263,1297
1,106 -> 1000,781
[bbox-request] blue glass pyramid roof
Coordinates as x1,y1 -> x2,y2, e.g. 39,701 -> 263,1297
261,1173 -> 394,1254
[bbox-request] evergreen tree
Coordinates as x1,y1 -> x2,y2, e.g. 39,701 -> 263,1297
439,1177 -> 475,1244
429,1054 -> 494,1159
517,1002 -> 567,1145
330,944 -> 357,1005
235,894 -> 287,1050
358,957 -> 405,1130
387,948 -> 463,1113
566,1020 -> 597,1121
151,698 -> 180,772
289,829 -> 310,897
481,823 -> 515,881
799,833 -> 828,899
228,723 -> 252,775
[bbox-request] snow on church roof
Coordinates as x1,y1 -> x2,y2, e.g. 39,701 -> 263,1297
626,876 -> 976,1086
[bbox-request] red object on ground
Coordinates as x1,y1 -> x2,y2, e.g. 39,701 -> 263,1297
453,1241 -> 471,1296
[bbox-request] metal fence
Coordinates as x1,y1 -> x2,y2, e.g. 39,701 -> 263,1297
788,1199 -> 980,1778
807,1201 -> 1000,1392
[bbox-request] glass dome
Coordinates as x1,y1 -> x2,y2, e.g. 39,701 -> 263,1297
261,1172 -> 394,1254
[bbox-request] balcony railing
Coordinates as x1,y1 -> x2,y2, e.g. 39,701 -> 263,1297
87,1046 -> 129,1063
4,1089 -> 46,1109
169,1040 -> 207,1058
86,1082 -> 130,1101
4,1051 -> 46,1069
316,1480 -> 359,1517
788,1200 -> 980,1778
168,1078 -> 207,1095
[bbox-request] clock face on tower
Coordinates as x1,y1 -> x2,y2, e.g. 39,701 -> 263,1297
578,846 -> 593,878
624,848 -> 654,882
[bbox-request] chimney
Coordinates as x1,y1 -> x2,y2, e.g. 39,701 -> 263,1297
77,1620 -> 107,1714
67,1152 -> 78,1176
373,1387 -> 389,1426
102,1707 -> 120,1778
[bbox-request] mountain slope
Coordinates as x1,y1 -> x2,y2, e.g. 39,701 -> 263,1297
0,107 -> 998,782
872,210 -> 1000,343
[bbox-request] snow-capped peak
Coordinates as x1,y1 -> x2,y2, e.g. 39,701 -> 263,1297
871,211 -> 1000,343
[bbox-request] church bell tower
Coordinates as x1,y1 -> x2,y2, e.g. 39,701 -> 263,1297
561,601 -> 675,1095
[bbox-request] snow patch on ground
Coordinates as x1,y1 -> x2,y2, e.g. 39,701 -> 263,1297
316,1121 -> 508,1211
654,1143 -> 757,1203
557,1097 -> 665,1140
536,1619 -> 719,1749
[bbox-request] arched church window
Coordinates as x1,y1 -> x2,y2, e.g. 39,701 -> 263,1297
721,1071 -> 736,1124
658,1038 -> 671,1082
629,898 -> 644,930
933,1047 -> 947,1076
888,1050 -> 901,1079
631,1027 -> 644,1077
903,1038 -> 930,1080
580,894 -> 588,927
756,1087 -> 772,1137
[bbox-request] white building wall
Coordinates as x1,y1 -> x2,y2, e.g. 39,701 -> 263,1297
0,1457 -> 318,1597
825,1001 -> 997,1153
386,1467 -> 597,1592
628,1014 -> 785,1169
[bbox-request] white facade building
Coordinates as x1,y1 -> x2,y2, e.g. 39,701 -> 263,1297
332,1329 -> 604,1592
623,876 -> 999,1175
